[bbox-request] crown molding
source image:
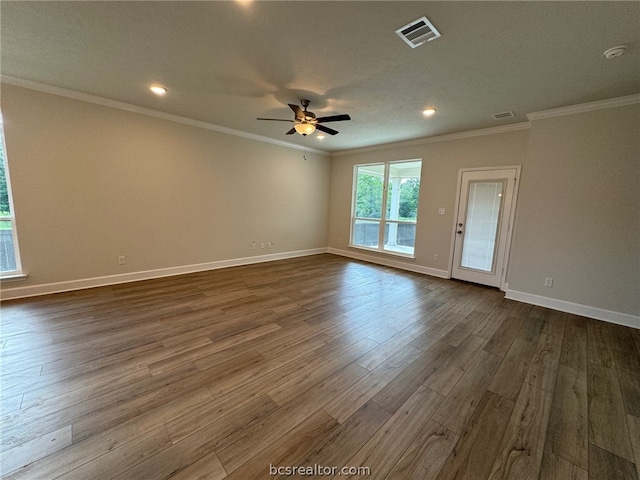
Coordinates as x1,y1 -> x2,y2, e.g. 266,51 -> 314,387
0,76 -> 329,156
332,122 -> 531,157
526,93 -> 640,121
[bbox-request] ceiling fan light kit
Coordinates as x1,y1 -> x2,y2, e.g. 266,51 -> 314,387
257,99 -> 351,137
149,84 -> 167,95
294,123 -> 316,135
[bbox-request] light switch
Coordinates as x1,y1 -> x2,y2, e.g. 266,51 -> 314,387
438,208 -> 445,215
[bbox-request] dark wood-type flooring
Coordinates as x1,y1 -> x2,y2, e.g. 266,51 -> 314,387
1,254 -> 639,479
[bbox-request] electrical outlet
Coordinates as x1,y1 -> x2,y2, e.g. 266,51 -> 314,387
544,277 -> 553,287
260,242 -> 265,249
433,254 -> 438,261
118,256 -> 126,265
267,241 -> 273,249
251,242 -> 256,250
438,208 -> 445,215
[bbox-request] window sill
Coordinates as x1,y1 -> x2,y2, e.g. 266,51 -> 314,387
348,244 -> 416,260
1,273 -> 28,283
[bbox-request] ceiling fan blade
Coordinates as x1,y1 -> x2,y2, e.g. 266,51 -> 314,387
257,118 -> 294,122
288,104 -> 305,119
316,124 -> 339,136
316,114 -> 351,123
285,127 -> 296,135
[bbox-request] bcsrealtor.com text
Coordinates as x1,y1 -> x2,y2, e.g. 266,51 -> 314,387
269,464 -> 371,476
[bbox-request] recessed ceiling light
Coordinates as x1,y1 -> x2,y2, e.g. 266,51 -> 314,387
150,85 -> 167,96
603,45 -> 628,59
422,108 -> 437,117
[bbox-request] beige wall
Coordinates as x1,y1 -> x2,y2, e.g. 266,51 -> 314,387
508,104 -> 640,317
328,130 -> 530,271
1,84 -> 331,290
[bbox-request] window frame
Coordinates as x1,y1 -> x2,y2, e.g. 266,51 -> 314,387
349,159 -> 422,259
0,124 -> 24,280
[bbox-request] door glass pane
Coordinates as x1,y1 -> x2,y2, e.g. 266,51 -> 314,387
460,180 -> 504,272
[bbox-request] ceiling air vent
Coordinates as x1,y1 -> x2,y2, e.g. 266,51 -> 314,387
492,111 -> 516,120
396,16 -> 441,48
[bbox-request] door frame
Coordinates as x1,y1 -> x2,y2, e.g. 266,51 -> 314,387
447,165 -> 521,291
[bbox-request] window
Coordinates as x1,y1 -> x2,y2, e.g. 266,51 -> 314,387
0,124 -> 23,277
351,159 -> 422,257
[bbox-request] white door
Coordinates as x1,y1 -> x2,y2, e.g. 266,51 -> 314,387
451,167 -> 519,289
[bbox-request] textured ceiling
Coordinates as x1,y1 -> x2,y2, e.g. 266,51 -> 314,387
1,1 -> 639,152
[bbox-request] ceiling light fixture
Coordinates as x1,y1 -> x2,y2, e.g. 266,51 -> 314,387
422,108 -> 437,116
150,85 -> 167,95
294,123 -> 316,136
316,133 -> 326,140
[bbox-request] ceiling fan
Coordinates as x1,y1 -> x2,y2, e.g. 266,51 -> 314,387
257,99 -> 351,136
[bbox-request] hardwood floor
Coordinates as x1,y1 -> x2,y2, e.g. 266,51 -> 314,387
1,254 -> 638,479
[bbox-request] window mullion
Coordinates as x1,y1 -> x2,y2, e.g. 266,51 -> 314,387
378,163 -> 390,251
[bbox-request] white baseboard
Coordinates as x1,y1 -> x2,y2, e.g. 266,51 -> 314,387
0,248 -> 328,301
505,289 -> 640,329
327,247 -> 449,279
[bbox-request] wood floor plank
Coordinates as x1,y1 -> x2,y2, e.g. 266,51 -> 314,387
370,341 -> 453,415
166,451 -> 227,480
2,387 -> 214,480
292,400 -> 392,475
266,341 -> 372,406
436,390 -> 514,480
216,361 -> 366,473
354,322 -> 428,371
166,393 -> 279,454
489,337 -> 537,402
588,363 -> 635,462
56,426 -> 172,480
487,381 -> 552,480
539,450 -> 572,479
0,424 -> 72,476
71,356 -> 260,442
524,333 -> 562,393
472,306 -> 510,340
483,315 -> 524,357
431,349 -> 502,435
323,344 -> 423,423
338,385 -> 444,480
587,320 -> 616,368
627,414 -> 640,480
424,333 -> 487,396
545,364 -> 589,470
439,310 -> 487,347
147,323 -> 280,374
539,450 -> 588,480
384,420 -> 458,479
541,309 -> 567,339
560,314 -> 588,372
589,443 -> 639,480
616,366 -> 640,418
224,409 -> 339,480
